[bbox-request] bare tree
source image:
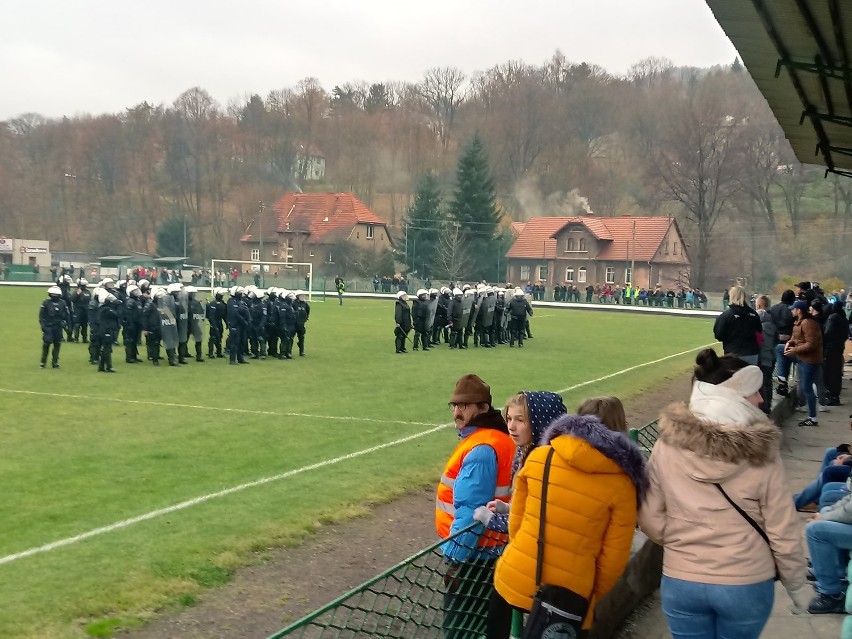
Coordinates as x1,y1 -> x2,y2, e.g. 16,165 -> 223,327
435,223 -> 473,282
417,67 -> 467,152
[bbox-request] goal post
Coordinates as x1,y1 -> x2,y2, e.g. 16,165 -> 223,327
210,259 -> 314,301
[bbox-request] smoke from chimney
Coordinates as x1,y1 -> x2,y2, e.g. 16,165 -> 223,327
513,175 -> 593,220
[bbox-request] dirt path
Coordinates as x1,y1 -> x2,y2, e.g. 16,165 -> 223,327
122,374 -> 693,639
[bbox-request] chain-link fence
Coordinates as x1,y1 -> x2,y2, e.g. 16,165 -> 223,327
629,419 -> 660,459
266,525 -> 506,639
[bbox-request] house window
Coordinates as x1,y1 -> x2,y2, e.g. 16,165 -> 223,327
565,267 -> 574,282
606,267 -> 615,284
381,232 -> 384,240
577,267 -> 587,283
309,252 -> 315,257
327,253 -> 334,263
664,242 -> 669,255
356,232 -> 360,238
673,242 -> 678,255
520,265 -> 530,281
538,265 -> 548,281
626,267 -> 633,284
367,225 -> 374,239
250,249 -> 259,261
567,238 -> 574,251
579,238 -> 586,251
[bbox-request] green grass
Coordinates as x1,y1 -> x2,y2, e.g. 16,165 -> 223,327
0,286 -> 714,639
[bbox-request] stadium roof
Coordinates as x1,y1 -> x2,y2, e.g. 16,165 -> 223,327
705,0 -> 852,176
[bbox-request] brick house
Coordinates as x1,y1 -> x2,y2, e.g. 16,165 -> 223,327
505,215 -> 691,289
240,192 -> 392,274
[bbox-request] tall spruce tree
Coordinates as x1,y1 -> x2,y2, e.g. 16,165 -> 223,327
448,134 -> 501,280
404,172 -> 444,278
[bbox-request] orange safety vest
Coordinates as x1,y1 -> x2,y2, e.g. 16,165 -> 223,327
435,427 -> 515,546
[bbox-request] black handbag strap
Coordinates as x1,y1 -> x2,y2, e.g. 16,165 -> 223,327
714,483 -> 770,546
534,447 -> 556,587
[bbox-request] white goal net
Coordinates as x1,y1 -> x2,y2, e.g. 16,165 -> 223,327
210,259 -> 314,300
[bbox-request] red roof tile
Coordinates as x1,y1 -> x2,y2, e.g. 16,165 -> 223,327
506,215 -> 681,262
243,192 -> 387,245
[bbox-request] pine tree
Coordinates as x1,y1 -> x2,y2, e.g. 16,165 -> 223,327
404,172 -> 444,278
448,134 -> 502,280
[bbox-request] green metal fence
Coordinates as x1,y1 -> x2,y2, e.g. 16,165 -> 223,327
629,419 -> 660,459
266,525 -> 505,639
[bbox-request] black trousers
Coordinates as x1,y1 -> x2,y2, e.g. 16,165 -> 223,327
824,349 -> 845,399
443,559 -> 495,639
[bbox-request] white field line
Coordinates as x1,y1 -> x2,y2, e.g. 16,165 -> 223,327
0,423 -> 449,567
0,389 -> 436,427
0,342 -> 713,567
555,342 -> 716,395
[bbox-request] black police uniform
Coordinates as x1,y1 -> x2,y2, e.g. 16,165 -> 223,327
277,297 -> 296,359
98,299 -> 120,371
39,294 -> 69,368
124,295 -> 143,363
72,287 -> 91,342
292,298 -> 310,356
394,298 -> 412,353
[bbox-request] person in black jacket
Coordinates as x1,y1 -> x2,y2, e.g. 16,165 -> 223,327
279,291 -> 297,359
206,288 -> 226,359
292,290 -> 310,357
97,293 -> 121,372
412,289 -> 430,351
769,289 -> 795,346
713,285 -> 762,365
266,288 -> 280,358
433,288 -> 451,345
123,285 -> 143,363
822,301 -> 848,405
39,285 -> 70,368
507,288 -> 533,348
72,279 -> 91,343
394,290 -> 412,353
227,288 -> 250,365
186,285 -> 206,362
141,288 -> 161,365
248,289 -> 267,359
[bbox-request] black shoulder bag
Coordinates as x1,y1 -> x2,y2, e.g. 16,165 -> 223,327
714,483 -> 780,581
521,447 -> 590,639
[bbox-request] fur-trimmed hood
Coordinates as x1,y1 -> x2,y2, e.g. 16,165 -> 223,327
541,414 -> 648,501
658,391 -> 780,482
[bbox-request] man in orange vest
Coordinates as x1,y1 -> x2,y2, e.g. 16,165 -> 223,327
436,374 -> 515,639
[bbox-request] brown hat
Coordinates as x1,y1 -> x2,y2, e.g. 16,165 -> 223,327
450,374 -> 492,405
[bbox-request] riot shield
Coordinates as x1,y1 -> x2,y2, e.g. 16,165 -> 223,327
189,297 -> 204,342
159,295 -> 179,350
466,296 -> 480,331
460,295 -> 473,329
176,290 -> 189,342
426,297 -> 439,332
479,296 -> 496,330
448,298 -> 463,326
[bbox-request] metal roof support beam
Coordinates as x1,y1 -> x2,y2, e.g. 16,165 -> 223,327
779,59 -> 852,83
794,0 -> 836,114
800,109 -> 852,129
828,0 -> 852,115
752,0 -> 836,169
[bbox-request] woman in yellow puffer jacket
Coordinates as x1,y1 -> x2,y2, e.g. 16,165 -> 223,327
492,412 -> 648,634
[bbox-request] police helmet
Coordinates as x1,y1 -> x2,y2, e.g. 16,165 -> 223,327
96,288 -> 110,303
235,286 -> 245,295
48,285 -> 62,296
105,293 -> 118,304
485,286 -> 494,294
267,287 -> 277,297
476,285 -> 486,294
166,282 -> 183,294
286,291 -> 296,300
153,287 -> 166,299
214,287 -> 226,298
279,289 -> 289,298
138,279 -> 150,290
228,286 -> 238,296
452,287 -> 463,296
77,278 -> 88,287
295,289 -> 305,297
127,285 -> 141,297
62,274 -> 73,284
397,290 -> 408,300
416,288 -> 428,298
440,287 -> 450,295
514,287 -> 525,297
464,288 -> 476,297
247,289 -> 258,299
462,284 -> 471,291
102,278 -> 115,289
429,288 -> 439,296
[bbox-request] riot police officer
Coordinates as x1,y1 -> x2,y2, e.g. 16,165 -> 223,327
72,279 -> 91,343
168,282 -> 189,364
394,291 -> 412,354
248,288 -> 268,359
292,290 -> 310,357
266,288 -> 280,358
206,288 -> 226,359
98,291 -> 121,372
88,284 -> 102,365
124,285 -> 143,363
227,287 -> 250,365
411,289 -> 430,351
39,285 -> 69,368
57,274 -> 74,342
433,287 -> 451,345
278,290 -> 296,359
508,288 -> 533,347
142,287 -> 162,365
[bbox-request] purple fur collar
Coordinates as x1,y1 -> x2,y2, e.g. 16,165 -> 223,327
541,414 -> 649,501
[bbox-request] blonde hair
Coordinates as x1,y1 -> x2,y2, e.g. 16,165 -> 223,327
577,396 -> 627,434
728,286 -> 747,306
503,392 -> 528,422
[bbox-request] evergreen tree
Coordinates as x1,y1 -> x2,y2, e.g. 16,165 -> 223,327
448,134 -> 502,280
404,172 -> 444,278
156,215 -> 193,258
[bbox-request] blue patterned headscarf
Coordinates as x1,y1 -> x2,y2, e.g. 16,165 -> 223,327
511,391 -> 567,477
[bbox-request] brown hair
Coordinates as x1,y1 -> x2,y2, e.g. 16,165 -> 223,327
503,392 -> 528,422
692,348 -> 749,385
756,295 -> 770,309
577,396 -> 627,434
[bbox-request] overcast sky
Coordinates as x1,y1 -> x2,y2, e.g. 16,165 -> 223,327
0,0 -> 738,121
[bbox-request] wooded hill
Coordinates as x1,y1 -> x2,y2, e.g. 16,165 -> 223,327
2,52 -> 850,289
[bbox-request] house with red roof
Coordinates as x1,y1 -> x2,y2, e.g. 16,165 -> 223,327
505,215 -> 691,290
240,192 -> 392,274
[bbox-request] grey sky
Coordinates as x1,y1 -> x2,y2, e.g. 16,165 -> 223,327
0,0 -> 738,120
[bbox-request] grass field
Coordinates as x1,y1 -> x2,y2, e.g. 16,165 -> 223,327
0,286 -> 714,639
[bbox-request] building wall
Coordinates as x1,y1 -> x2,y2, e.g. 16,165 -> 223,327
0,238 -> 51,268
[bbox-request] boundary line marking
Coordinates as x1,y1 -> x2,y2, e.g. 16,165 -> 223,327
555,343 -> 716,395
0,389 -> 436,427
0,341 -> 714,567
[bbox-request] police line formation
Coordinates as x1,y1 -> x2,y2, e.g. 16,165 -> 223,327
394,285 -> 534,354
38,276 -> 310,370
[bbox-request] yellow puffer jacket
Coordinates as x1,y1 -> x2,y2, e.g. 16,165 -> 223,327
493,414 -> 646,630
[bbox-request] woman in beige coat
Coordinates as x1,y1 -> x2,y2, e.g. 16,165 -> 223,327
639,349 -> 808,639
